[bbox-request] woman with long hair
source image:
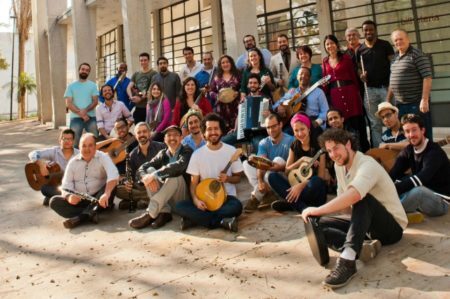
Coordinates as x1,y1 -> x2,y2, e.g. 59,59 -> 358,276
322,34 -> 370,152
146,82 -> 171,142
172,77 -> 212,128
209,54 -> 241,134
268,112 -> 327,212
240,47 -> 275,100
288,45 -> 322,88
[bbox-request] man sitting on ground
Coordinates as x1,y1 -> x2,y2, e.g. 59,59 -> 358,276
390,114 -> 449,222
375,102 -> 407,151
182,110 -> 205,151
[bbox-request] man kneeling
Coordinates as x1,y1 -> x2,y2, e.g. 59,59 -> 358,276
129,125 -> 192,229
301,129 -> 407,289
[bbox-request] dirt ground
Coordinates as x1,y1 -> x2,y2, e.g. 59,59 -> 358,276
0,119 -> 449,299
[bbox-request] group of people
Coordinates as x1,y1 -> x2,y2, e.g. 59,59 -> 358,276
28,20 -> 449,290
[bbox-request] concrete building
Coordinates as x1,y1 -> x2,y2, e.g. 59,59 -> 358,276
32,0 -> 450,128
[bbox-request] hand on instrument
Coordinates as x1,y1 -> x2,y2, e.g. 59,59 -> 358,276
194,197 -> 207,211
286,182 -> 306,203
301,207 -> 319,223
98,193 -> 109,208
67,194 -> 81,205
261,75 -> 271,85
258,181 -> 270,193
131,95 -> 142,104
217,172 -> 228,183
420,98 -> 429,113
240,93 -> 246,103
191,104 -> 200,111
37,160 -> 49,176
278,79 -> 285,87
360,71 -> 368,83
124,181 -> 133,192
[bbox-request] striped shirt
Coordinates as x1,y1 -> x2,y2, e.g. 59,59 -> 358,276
389,46 -> 432,104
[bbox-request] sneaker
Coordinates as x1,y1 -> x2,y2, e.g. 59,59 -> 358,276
258,191 -> 278,210
323,257 -> 357,289
180,217 -> 196,231
118,200 -> 131,210
244,195 -> 259,213
220,217 -> 238,232
407,211 -> 424,224
271,200 -> 294,212
359,239 -> 382,262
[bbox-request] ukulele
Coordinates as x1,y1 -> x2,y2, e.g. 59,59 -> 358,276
96,136 -> 136,164
195,149 -> 242,211
288,149 -> 324,186
25,161 -> 63,191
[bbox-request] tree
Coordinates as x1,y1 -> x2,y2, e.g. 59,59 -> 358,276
12,0 -> 32,119
0,52 -> 9,70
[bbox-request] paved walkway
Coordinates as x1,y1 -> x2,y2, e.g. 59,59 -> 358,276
0,120 -> 449,298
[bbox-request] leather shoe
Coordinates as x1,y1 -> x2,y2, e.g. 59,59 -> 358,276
151,213 -> 173,229
63,216 -> 82,229
180,217 -> 196,231
128,213 -> 154,229
271,200 -> 294,212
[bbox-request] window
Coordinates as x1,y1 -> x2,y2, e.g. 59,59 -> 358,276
97,27 -> 122,86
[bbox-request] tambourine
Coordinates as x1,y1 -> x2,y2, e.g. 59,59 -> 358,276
218,87 -> 237,104
248,155 -> 274,170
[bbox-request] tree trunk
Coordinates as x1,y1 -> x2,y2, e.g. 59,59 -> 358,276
18,33 -> 26,119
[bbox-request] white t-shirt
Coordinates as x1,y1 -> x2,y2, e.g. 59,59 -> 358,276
187,143 -> 244,197
335,151 -> 408,229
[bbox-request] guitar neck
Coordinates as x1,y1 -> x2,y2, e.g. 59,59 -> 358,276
304,149 -> 324,171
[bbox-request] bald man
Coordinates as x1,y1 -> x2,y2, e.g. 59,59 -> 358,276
49,133 -> 119,229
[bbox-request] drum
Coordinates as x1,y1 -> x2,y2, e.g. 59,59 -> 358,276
218,87 -> 237,104
247,155 -> 274,170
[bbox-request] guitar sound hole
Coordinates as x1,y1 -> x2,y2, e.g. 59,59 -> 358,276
209,180 -> 221,193
301,168 -> 309,177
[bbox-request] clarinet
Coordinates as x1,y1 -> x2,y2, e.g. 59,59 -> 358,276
125,152 -> 136,213
62,188 -> 99,213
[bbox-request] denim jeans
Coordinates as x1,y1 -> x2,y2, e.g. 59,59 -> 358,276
319,194 -> 403,256
400,186 -> 448,216
364,87 -> 387,148
397,102 -> 433,140
175,196 -> 243,228
268,174 -> 327,212
70,117 -> 98,148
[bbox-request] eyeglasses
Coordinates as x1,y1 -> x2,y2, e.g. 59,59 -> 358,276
380,112 -> 394,120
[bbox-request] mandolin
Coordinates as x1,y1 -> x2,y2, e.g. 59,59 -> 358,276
288,149 -> 324,186
25,161 -> 63,191
195,149 -> 242,211
96,136 -> 136,164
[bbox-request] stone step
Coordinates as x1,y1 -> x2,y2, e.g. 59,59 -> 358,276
433,127 -> 450,159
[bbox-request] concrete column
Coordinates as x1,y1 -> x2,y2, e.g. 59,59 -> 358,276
31,0 -> 53,123
151,9 -> 161,66
121,0 -> 152,74
317,0 -> 333,58
210,0 -> 223,57
46,0 -> 68,128
71,0 -> 97,81
221,0 -> 258,59
117,25 -> 124,63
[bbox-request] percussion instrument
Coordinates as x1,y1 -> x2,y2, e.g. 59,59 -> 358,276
247,155 -> 274,171
218,87 -> 237,104
304,216 -> 329,266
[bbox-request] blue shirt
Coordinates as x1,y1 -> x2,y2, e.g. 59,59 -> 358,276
257,133 -> 294,160
381,128 -> 406,143
64,80 -> 98,119
99,76 -> 133,111
182,134 -> 206,151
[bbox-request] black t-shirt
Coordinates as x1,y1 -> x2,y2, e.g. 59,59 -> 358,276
290,130 -> 322,176
357,39 -> 394,87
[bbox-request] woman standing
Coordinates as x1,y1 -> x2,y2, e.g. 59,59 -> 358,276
268,113 -> 327,212
209,55 -> 241,134
172,77 -> 213,128
146,82 -> 171,142
321,34 -> 370,152
240,48 -> 275,100
288,45 -> 322,88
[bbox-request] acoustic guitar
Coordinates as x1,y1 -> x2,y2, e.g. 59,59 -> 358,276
179,87 -> 209,127
288,149 -> 324,186
25,161 -> 63,191
96,136 -> 136,164
195,149 -> 242,211
272,63 -> 287,102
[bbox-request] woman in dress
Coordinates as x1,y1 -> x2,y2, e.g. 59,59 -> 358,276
321,34 -> 370,152
288,45 -> 322,88
146,82 -> 171,142
240,47 -> 275,100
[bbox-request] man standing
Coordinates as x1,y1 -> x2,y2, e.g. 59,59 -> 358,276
387,29 -> 433,139
28,129 -> 79,205
129,125 -> 193,229
116,122 -> 165,210
243,113 -> 294,212
179,46 -> 203,82
127,52 -> 157,123
375,102 -> 407,150
151,56 -> 181,109
176,113 -> 244,232
64,62 -> 99,148
182,111 -> 206,151
269,34 -> 299,89
236,34 -> 272,70
390,114 -> 449,220
195,51 -> 217,89
49,133 -> 119,229
357,20 -> 394,148
96,85 -> 133,140
301,128 -> 407,288
99,63 -> 133,111
344,28 -> 362,66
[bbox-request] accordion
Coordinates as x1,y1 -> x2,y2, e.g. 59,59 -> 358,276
237,96 -> 270,140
